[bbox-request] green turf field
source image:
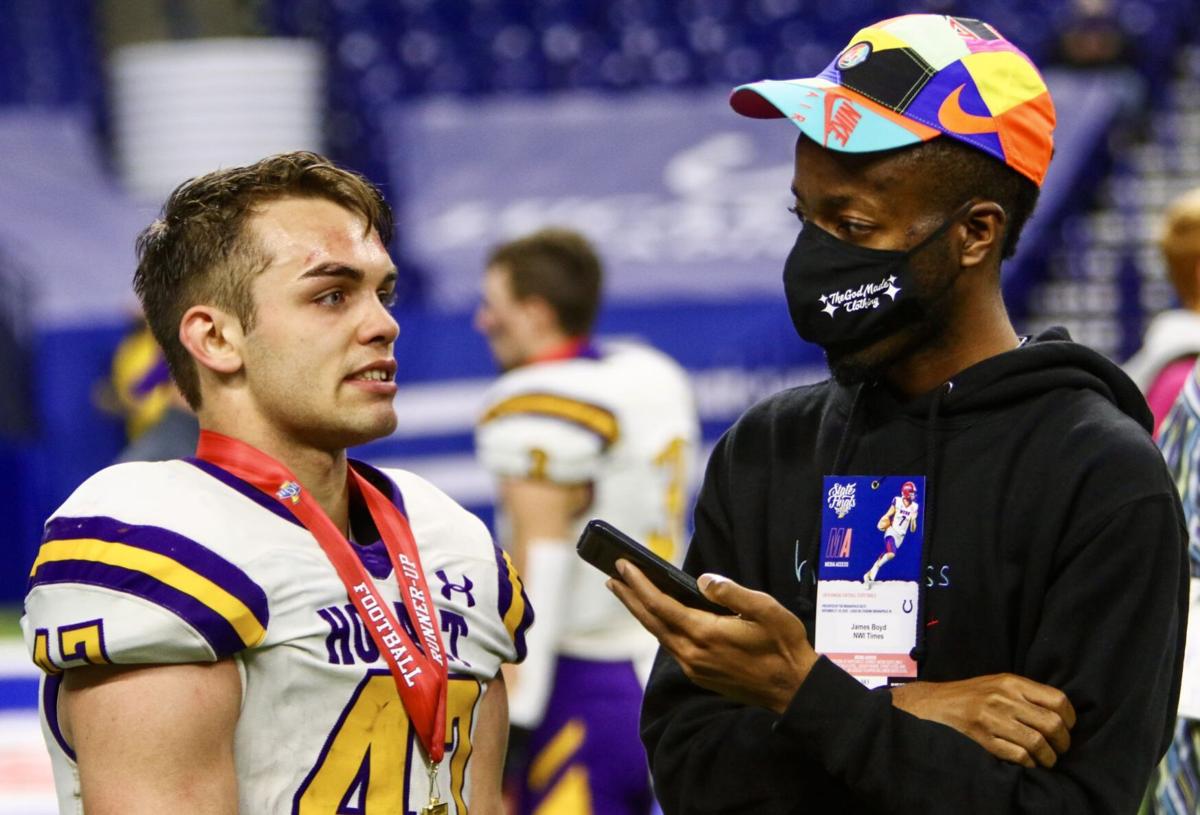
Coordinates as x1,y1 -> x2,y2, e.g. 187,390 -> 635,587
0,606 -> 22,639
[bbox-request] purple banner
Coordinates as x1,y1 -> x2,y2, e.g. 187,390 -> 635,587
385,88 -> 800,310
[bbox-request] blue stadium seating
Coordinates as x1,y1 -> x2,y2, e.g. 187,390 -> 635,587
261,0 -> 1197,193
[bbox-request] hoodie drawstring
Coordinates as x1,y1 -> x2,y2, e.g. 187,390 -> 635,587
831,383 -> 865,475
910,379 -> 951,669
801,384 -> 866,606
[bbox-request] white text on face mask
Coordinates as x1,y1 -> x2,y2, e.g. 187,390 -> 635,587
843,296 -> 881,312
823,278 -> 892,308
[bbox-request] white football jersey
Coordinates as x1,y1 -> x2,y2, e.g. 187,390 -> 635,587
475,340 -> 699,662
22,458 -> 531,814
887,497 -> 920,545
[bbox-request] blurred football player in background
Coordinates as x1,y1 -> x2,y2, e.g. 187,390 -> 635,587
102,318 -> 199,463
22,151 -> 529,814
474,228 -> 699,814
1124,186 -> 1200,436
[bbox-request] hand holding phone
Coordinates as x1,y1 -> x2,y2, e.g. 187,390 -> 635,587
576,519 -> 733,615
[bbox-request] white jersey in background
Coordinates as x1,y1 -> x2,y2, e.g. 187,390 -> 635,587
475,339 -> 699,666
22,458 -> 531,814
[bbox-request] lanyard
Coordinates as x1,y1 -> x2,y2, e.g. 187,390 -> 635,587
195,430 -> 448,763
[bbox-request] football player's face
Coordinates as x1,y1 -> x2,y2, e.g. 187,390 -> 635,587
475,265 -> 541,371
237,196 -> 400,451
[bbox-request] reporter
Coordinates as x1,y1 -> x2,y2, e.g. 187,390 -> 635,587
610,14 -> 1187,814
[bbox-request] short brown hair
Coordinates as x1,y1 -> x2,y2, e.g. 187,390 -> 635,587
134,151 -> 393,409
487,228 -> 603,337
1161,187 -> 1200,307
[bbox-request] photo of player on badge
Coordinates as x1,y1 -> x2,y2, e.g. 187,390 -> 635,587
819,475 -> 925,586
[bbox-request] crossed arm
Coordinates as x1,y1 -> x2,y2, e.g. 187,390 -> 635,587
609,563 -> 1075,770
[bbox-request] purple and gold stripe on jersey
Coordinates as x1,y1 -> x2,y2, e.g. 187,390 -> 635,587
29,516 -> 269,657
479,392 -> 620,448
495,545 -> 533,662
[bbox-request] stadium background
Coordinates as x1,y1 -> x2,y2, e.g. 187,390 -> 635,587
0,0 -> 1196,809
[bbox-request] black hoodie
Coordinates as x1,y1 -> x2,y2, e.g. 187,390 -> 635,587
641,328 -> 1188,814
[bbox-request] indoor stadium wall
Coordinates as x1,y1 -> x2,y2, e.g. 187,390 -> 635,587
1,0 -> 1197,606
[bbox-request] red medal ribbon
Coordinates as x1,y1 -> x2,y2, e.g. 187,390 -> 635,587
529,337 -> 595,364
195,430 -> 448,763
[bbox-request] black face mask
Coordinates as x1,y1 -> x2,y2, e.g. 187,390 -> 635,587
783,203 -> 971,352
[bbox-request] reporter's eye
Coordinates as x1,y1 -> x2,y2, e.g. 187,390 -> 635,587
839,220 -> 873,239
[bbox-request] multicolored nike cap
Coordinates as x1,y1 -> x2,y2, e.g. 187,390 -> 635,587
730,14 -> 1056,186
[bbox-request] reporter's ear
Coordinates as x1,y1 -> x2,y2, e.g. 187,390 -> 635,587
959,202 -> 1005,270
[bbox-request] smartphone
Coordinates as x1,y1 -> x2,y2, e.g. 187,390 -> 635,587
576,519 -> 733,615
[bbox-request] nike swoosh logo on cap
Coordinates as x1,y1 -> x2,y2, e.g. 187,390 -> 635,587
937,85 -> 996,135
